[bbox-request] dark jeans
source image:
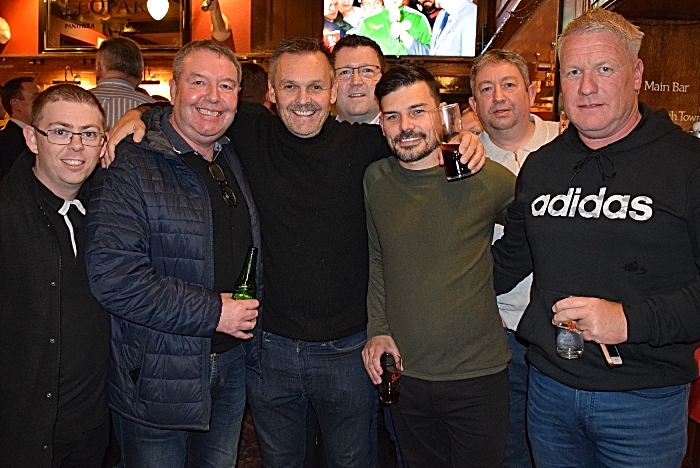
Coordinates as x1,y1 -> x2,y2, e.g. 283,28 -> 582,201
247,330 -> 376,468
113,345 -> 246,468
53,417 -> 109,468
390,370 -> 509,468
503,329 -> 532,468
528,365 -> 689,468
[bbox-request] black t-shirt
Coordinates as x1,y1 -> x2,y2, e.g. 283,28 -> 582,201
160,113 -> 253,353
180,149 -> 252,353
36,179 -> 109,436
229,112 -> 391,341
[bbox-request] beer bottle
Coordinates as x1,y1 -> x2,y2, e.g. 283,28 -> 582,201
233,247 -> 257,300
379,353 -> 401,404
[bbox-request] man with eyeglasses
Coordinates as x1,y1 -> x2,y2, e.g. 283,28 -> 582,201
84,40 -> 261,467
0,84 -> 111,466
331,34 -> 384,125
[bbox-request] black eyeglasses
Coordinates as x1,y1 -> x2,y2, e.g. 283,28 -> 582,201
208,162 -> 237,207
35,127 -> 106,147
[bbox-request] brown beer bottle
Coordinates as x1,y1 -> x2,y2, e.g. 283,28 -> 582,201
233,247 -> 257,300
379,353 -> 401,404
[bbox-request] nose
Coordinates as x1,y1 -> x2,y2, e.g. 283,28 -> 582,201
399,114 -> 415,132
578,70 -> 597,96
350,68 -> 363,85
205,82 -> 220,102
67,132 -> 84,149
296,87 -> 312,104
492,85 -> 506,103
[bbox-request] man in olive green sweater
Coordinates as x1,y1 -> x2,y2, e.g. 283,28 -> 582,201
362,65 -> 515,468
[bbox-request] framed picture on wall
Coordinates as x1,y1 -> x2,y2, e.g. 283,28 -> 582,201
40,0 -> 191,52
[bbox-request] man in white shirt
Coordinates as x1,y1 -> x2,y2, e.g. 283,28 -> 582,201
468,48 -> 559,468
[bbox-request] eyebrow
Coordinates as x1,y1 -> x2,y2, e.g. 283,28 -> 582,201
280,78 -> 327,86
46,122 -> 103,131
336,64 -> 380,68
188,72 -> 238,85
383,102 -> 430,114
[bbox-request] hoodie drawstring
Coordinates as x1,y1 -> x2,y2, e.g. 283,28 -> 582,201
571,150 -> 616,182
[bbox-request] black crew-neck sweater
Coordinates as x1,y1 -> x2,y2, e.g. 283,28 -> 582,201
229,113 -> 390,341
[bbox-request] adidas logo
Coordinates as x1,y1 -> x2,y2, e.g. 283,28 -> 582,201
531,187 -> 653,221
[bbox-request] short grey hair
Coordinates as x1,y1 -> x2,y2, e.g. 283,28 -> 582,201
269,37 -> 333,85
558,8 -> 644,59
172,40 -> 242,85
470,49 -> 530,94
97,37 -> 145,80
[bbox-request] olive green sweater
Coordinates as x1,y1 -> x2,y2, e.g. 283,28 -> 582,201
364,157 -> 515,380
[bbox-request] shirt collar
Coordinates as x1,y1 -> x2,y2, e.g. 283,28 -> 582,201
96,78 -> 136,90
10,118 -> 28,129
160,107 -> 230,159
480,114 -> 546,163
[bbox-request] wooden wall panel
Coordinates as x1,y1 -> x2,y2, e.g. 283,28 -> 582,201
250,0 -> 322,52
636,19 -> 700,131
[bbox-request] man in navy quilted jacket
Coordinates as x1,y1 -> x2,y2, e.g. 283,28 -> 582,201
85,40 -> 261,467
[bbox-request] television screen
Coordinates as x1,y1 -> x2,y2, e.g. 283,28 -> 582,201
323,0 -> 477,57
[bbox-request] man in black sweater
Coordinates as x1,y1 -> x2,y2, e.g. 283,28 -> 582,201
105,37 -> 485,468
0,84 -> 110,467
493,9 -> 700,468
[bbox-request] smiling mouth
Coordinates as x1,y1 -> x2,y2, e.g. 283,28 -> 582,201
62,159 -> 84,167
293,110 -> 316,117
198,108 -> 222,116
349,93 -> 365,98
399,136 -> 422,145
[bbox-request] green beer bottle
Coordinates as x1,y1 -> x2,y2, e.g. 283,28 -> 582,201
233,247 -> 257,300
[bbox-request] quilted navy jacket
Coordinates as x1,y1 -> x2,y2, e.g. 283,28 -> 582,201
85,106 -> 262,430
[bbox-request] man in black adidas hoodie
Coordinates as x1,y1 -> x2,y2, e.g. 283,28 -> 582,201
493,9 -> 700,468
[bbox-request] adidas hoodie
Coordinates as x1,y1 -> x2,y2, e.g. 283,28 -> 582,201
493,103 -> 700,391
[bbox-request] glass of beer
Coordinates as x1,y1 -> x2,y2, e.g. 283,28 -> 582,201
555,320 -> 584,359
431,103 -> 472,181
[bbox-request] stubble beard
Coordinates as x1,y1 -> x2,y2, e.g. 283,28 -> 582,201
390,130 -> 439,163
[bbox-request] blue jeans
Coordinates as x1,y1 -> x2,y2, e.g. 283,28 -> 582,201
247,330 -> 376,468
528,366 -> 689,468
504,329 -> 532,468
113,345 -> 246,468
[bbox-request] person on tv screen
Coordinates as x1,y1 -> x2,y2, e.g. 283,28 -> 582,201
417,0 -> 442,28
357,0 -> 431,56
430,0 -> 476,56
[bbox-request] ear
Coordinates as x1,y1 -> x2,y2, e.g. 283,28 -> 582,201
10,97 -> 21,114
169,79 -> 177,105
98,136 -> 108,160
379,114 -> 387,137
330,80 -> 338,105
633,58 -> 644,92
268,81 -> 277,104
527,83 -> 537,107
96,61 -> 104,82
23,125 -> 39,155
468,96 -> 477,115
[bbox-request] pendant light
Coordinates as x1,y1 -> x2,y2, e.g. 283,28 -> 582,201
147,0 -> 170,21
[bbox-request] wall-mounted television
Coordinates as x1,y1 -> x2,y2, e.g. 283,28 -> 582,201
323,0 -> 477,57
